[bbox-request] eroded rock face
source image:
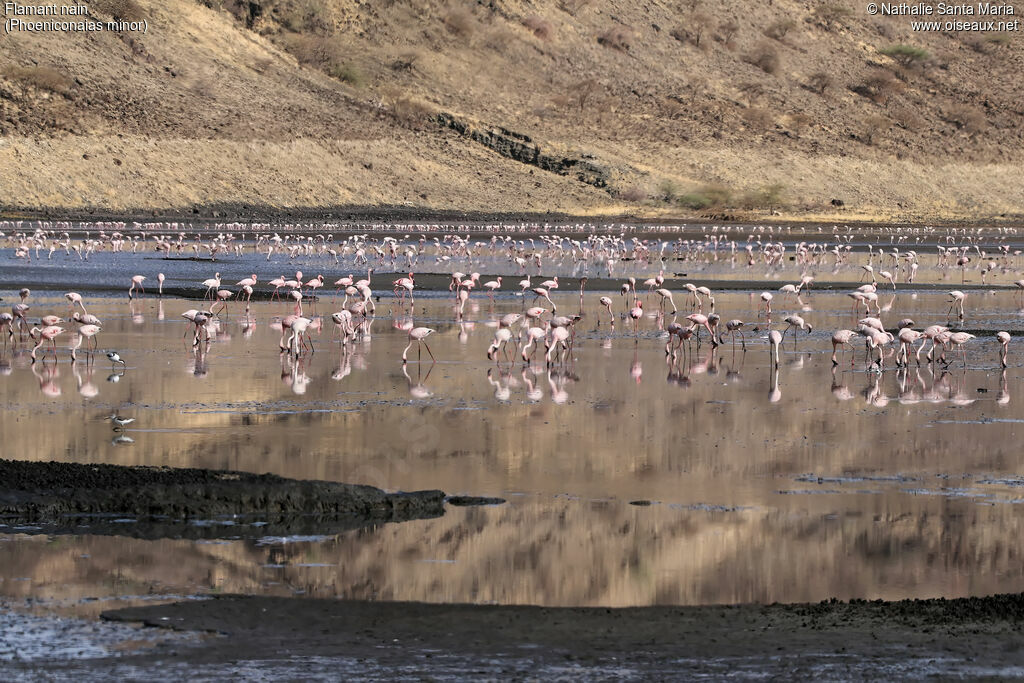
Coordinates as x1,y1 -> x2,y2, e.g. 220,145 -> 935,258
0,459 -> 445,537
434,112 -> 610,188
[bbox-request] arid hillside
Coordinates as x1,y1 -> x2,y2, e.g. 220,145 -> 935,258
2,0 -> 1023,220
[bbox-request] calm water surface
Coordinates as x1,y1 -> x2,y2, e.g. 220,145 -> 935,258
1,238 -> 1023,611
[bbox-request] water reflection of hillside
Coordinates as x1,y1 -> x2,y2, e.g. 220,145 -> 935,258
3,498 -> 1023,611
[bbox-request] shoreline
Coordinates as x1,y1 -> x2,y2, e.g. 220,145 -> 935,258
7,592 -> 1021,678
3,204 -> 1023,228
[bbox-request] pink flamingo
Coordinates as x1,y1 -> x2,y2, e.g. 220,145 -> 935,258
721,319 -> 746,351
158,272 -> 166,297
393,273 -> 415,307
70,324 -> 101,362
403,327 -> 436,363
831,329 -> 858,366
997,331 -> 1011,367
236,273 -> 258,289
685,313 -> 717,345
483,276 -> 502,302
629,300 -> 643,338
334,274 -> 354,297
269,276 -> 287,301
29,325 -> 65,362
599,296 -> 614,326
202,273 -> 222,300
65,292 -> 87,314
128,275 -> 146,300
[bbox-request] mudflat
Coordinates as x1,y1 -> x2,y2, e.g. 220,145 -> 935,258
0,459 -> 446,539
43,592 -> 1019,678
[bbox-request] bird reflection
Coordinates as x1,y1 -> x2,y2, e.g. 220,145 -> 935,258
403,361 -> 434,399
31,361 -> 61,397
72,361 -> 99,398
768,367 -> 781,403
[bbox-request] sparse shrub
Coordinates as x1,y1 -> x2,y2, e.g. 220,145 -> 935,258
742,183 -> 787,211
742,107 -> 775,131
326,62 -> 365,87
278,0 -> 331,33
671,13 -> 711,47
550,94 -> 572,110
859,68 -> 903,104
678,183 -> 733,210
744,42 -> 780,74
568,79 -> 601,112
483,28 -> 514,52
986,33 -> 1012,47
944,105 -> 985,134
659,180 -> 681,202
391,95 -> 435,127
678,192 -> 712,210
598,26 -> 633,51
862,114 -> 890,145
892,106 -> 923,130
618,186 -> 647,203
557,0 -> 591,16
787,112 -> 812,136
281,34 -> 362,86
686,76 -> 709,99
807,71 -> 833,94
765,19 -> 796,41
522,15 -> 553,40
391,50 -> 421,72
444,9 -> 475,38
817,4 -> 851,31
718,20 -> 739,47
737,81 -> 766,100
91,0 -> 145,21
2,65 -> 74,96
880,44 -> 930,68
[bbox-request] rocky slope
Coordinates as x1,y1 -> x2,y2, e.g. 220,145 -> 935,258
2,0 -> 1022,220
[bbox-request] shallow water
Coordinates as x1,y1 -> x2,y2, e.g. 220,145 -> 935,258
1,230 -> 1024,611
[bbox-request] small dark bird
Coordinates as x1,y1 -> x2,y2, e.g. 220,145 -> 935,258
107,351 -> 126,366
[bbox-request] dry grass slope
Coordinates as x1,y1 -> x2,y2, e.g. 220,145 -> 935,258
1,0 -> 1022,220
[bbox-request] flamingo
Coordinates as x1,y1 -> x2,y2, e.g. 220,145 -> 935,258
65,292 -> 87,314
531,287 -> 556,313
158,272 -> 166,297
599,296 -> 614,326
70,324 -> 101,361
629,300 -> 643,338
831,329 -> 858,366
759,292 -> 773,315
202,272 -> 222,300
721,319 -> 746,351
269,276 -> 287,301
947,291 -> 966,318
487,328 -> 514,361
685,313 -> 717,345
29,325 -> 64,362
403,327 -> 436,362
483,276 -> 502,302
946,332 -> 975,366
520,327 -> 546,362
128,275 -> 146,300
655,289 -> 677,314
545,326 -> 571,365
996,331 -> 1011,367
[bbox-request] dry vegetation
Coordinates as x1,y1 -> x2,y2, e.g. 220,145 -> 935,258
1,0 -> 1023,219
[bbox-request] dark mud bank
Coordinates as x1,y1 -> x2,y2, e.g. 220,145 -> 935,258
93,593 -> 1024,678
0,459 -> 445,539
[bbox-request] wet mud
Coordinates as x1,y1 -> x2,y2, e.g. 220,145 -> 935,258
44,593 -> 1014,678
0,460 -> 445,539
